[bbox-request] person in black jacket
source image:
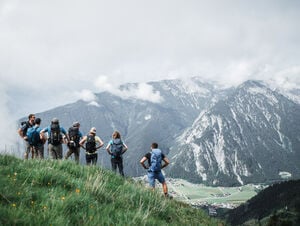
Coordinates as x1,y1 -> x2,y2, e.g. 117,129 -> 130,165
17,114 -> 35,159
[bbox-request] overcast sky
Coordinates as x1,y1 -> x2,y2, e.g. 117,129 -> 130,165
1,0 -> 300,150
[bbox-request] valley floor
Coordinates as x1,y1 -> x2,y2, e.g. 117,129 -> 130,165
134,176 -> 267,209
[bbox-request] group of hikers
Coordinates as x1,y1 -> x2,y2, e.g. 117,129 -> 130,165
17,113 -> 171,197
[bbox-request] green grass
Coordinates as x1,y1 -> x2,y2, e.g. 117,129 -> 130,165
0,155 -> 226,225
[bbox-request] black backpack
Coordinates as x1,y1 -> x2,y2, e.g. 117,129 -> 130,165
111,139 -> 123,158
21,121 -> 32,137
86,135 -> 96,153
49,123 -> 62,145
68,126 -> 79,148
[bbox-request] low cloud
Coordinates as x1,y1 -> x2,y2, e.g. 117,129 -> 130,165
120,83 -> 164,103
95,75 -> 163,103
74,89 -> 97,102
0,83 -> 20,155
273,67 -> 300,89
1,0 -> 300,128
95,76 -> 115,92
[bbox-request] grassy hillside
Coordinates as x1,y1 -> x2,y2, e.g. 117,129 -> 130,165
0,155 -> 225,226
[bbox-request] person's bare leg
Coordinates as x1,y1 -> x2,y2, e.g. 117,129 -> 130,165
162,182 -> 168,195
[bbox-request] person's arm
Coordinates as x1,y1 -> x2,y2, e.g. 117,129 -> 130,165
39,127 -> 47,140
140,156 -> 149,169
62,128 -> 70,143
96,137 -> 104,149
38,128 -> 46,144
122,143 -> 128,154
18,123 -> 28,139
78,131 -> 83,143
17,128 -> 24,138
106,142 -> 112,155
161,156 -> 170,169
79,136 -> 86,150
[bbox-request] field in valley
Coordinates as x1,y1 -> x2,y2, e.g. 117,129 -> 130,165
166,178 -> 265,208
135,176 -> 266,209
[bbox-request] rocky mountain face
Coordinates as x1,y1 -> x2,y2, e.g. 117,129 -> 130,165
27,78 -> 300,186
167,80 -> 300,186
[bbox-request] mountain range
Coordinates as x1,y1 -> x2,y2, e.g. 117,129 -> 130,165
19,77 -> 300,186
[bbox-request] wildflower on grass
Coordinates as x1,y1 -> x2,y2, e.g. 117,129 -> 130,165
12,203 -> 16,207
31,201 -> 34,206
43,206 -> 47,210
47,182 -> 51,186
61,196 -> 65,201
75,188 -> 80,194
14,172 -> 17,176
17,192 -> 21,196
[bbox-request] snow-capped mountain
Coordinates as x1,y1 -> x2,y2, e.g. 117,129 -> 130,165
167,80 -> 300,186
21,77 -> 300,186
29,77 -> 219,176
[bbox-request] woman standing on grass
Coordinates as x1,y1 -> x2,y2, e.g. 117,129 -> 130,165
79,127 -> 104,165
106,131 -> 128,176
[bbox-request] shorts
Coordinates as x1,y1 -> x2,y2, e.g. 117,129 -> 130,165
147,171 -> 165,188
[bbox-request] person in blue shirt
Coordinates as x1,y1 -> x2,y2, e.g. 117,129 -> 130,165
27,117 -> 46,159
106,131 -> 128,176
40,118 -> 69,159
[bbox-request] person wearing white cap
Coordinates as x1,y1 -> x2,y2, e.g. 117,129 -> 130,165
79,127 -> 104,165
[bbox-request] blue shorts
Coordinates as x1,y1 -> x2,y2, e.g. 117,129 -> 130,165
147,171 -> 165,188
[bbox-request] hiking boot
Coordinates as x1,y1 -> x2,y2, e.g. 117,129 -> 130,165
164,193 -> 173,199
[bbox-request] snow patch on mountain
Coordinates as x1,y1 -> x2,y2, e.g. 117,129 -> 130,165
181,78 -> 211,95
144,114 -> 151,120
88,101 -> 100,107
248,86 -> 279,105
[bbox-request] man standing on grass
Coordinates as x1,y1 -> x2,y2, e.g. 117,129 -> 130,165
140,142 -> 170,197
64,122 -> 83,164
40,118 -> 68,160
17,114 -> 35,159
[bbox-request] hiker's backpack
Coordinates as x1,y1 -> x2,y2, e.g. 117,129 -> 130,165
26,126 -> 41,147
21,121 -> 32,137
150,149 -> 162,172
49,123 -> 62,145
111,139 -> 123,158
86,135 -> 96,153
68,126 -> 79,148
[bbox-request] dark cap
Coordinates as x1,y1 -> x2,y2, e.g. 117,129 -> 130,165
35,118 -> 41,124
51,118 -> 59,124
73,121 -> 80,127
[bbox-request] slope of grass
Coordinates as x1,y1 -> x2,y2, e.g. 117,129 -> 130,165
0,155 -> 225,225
